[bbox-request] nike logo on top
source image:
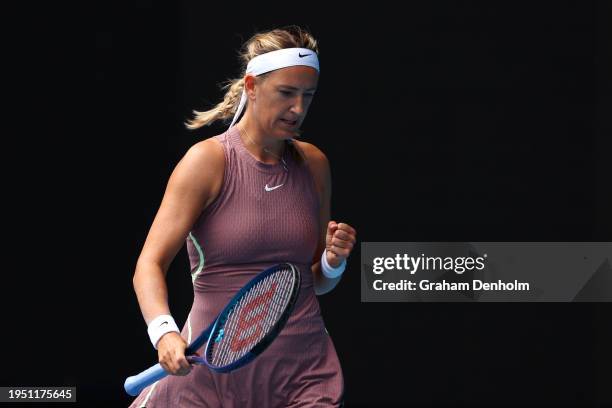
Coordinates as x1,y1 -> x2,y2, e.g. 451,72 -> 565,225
298,53 -> 311,58
265,183 -> 284,192
159,321 -> 168,327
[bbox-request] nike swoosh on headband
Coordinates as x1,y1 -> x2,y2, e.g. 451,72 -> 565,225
298,53 -> 311,57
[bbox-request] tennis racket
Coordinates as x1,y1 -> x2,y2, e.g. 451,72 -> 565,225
124,262 -> 301,396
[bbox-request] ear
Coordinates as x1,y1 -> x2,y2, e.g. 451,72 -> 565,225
244,74 -> 258,100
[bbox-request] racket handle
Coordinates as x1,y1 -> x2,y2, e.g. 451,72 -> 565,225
186,355 -> 206,365
125,321 -> 213,396
124,363 -> 167,396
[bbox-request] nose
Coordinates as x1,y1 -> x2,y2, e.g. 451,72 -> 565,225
289,94 -> 307,116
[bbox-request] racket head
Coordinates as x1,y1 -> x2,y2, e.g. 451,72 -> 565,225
203,262 -> 301,372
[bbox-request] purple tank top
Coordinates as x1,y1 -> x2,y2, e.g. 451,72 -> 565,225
128,127 -> 344,407
185,125 -> 320,293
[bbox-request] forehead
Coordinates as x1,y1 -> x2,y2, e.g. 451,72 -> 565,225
265,66 -> 319,89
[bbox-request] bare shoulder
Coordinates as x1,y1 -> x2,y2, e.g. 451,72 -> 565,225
183,137 -> 224,165
175,137 -> 224,176
293,139 -> 330,198
293,139 -> 329,173
169,137 -> 225,210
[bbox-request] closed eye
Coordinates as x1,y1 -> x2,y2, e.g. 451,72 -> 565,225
280,91 -> 315,98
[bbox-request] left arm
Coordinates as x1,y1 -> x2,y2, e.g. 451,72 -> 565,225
299,141 -> 357,295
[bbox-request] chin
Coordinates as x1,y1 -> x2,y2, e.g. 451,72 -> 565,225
275,128 -> 297,139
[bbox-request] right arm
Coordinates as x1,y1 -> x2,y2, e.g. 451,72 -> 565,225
132,138 -> 224,375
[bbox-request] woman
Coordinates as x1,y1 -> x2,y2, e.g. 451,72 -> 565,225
129,25 -> 357,407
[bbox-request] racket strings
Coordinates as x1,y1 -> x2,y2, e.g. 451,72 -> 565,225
217,278 -> 270,364
216,279 -> 270,365
214,275 -> 279,366
215,273 -> 290,366
210,268 -> 295,366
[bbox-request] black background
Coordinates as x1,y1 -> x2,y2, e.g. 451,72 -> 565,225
7,1 -> 612,407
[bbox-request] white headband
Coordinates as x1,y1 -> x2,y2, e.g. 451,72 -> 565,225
229,48 -> 320,128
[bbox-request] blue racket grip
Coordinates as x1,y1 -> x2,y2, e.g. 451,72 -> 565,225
124,363 -> 167,396
124,356 -> 206,396
125,319 -> 213,395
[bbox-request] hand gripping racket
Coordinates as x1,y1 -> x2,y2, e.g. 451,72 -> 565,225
124,263 -> 301,396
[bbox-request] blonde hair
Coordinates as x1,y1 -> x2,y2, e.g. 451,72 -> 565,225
186,25 -> 319,130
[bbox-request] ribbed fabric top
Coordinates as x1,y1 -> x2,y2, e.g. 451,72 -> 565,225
128,127 -> 344,408
185,126 -> 320,293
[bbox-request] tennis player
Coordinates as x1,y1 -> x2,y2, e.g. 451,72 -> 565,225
129,25 -> 356,407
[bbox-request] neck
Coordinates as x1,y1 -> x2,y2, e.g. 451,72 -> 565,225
237,120 -> 285,164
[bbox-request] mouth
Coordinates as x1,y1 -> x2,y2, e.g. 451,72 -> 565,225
280,118 -> 298,127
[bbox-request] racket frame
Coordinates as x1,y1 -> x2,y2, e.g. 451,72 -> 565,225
125,262 -> 301,396
203,262 -> 301,372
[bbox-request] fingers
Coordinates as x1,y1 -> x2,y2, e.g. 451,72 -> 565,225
328,223 -> 356,248
159,352 -> 191,376
330,222 -> 356,237
326,221 -> 338,240
328,242 -> 353,258
157,333 -> 193,376
332,229 -> 355,244
329,235 -> 354,250
326,222 -> 357,264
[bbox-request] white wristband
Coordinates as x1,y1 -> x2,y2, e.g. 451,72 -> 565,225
321,249 -> 346,279
147,314 -> 180,349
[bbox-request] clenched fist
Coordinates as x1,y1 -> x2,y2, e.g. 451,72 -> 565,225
325,221 -> 357,268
